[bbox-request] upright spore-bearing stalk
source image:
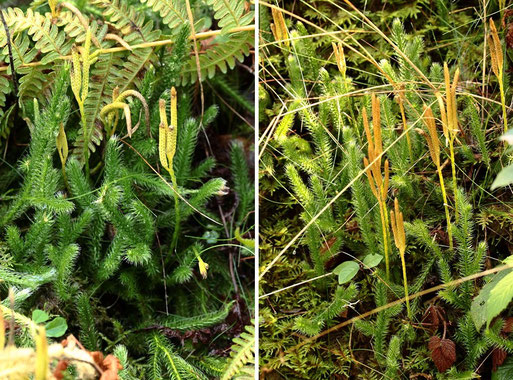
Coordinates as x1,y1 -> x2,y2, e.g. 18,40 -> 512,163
435,63 -> 460,220
390,197 -> 411,319
488,19 -> 507,132
159,87 -> 180,254
363,94 -> 391,278
420,105 -> 453,250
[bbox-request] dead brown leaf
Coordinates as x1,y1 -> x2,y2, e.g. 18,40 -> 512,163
428,336 -> 456,373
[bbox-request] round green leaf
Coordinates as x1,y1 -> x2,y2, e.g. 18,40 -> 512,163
32,309 -> 50,324
203,230 -> 219,244
334,261 -> 359,284
45,317 -> 68,338
363,254 -> 383,269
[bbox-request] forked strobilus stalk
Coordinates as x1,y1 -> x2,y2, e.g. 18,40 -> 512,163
70,28 -> 98,178
159,88 -> 180,254
420,106 -> 453,250
333,42 -> 356,123
270,7 -> 289,48
488,18 -> 507,132
390,197 -> 411,319
100,87 -> 150,138
435,63 -> 460,221
363,94 -> 391,278
332,42 -> 346,80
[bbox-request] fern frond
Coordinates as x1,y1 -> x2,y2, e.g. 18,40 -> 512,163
0,75 -> 10,119
205,0 -> 254,32
181,31 -> 252,84
56,12 -> 106,45
139,0 -> 199,35
23,10 -> 73,64
116,25 -> 160,93
92,0 -> 147,40
221,322 -> 255,380
4,33 -> 51,102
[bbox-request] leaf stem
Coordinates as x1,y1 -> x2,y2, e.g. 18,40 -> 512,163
448,137 -> 458,222
437,166 -> 453,250
399,250 -> 411,318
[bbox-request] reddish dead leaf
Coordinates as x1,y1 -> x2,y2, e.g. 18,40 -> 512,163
489,317 -> 513,371
345,217 -> 359,233
428,336 -> 456,372
502,10 -> 513,49
423,305 -> 443,332
430,228 -> 449,247
52,360 -> 69,380
493,348 -> 508,372
90,351 -> 104,367
503,317 -> 513,333
91,351 -> 122,380
58,336 -> 122,379
410,374 -> 433,380
323,252 -> 344,271
320,236 -> 337,254
100,355 -> 123,380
